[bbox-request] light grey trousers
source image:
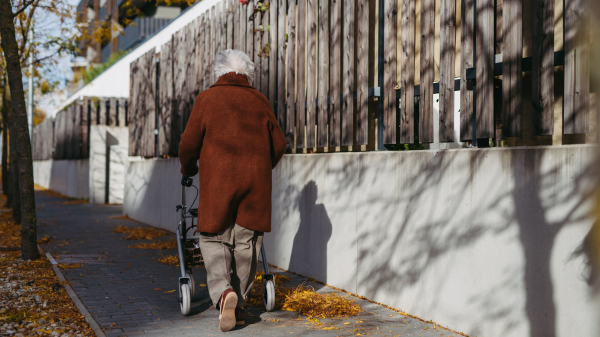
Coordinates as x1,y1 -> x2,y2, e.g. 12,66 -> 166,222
199,223 -> 263,308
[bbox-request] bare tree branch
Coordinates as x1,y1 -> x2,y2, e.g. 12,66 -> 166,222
18,0 -> 40,58
12,0 -> 35,17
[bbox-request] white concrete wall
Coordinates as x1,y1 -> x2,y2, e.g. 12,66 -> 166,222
89,125 -> 129,204
33,159 -> 89,199
123,145 -> 598,337
108,145 -> 128,204
123,157 -> 199,229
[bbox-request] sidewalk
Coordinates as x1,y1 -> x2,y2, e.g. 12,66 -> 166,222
36,190 -> 461,337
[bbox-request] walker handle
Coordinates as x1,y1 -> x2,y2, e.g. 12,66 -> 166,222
181,175 -> 193,187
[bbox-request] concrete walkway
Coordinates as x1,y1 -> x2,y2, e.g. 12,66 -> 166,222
36,190 -> 461,337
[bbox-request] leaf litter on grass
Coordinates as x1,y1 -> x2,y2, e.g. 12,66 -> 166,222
0,212 -> 20,248
0,251 -> 95,336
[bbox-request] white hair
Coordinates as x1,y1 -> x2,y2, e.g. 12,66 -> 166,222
213,49 -> 255,85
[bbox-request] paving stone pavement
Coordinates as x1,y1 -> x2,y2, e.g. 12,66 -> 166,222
36,190 -> 462,337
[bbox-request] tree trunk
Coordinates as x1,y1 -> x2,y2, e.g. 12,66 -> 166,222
0,0 -> 40,260
10,128 -> 20,224
4,83 -> 19,220
2,82 -> 11,206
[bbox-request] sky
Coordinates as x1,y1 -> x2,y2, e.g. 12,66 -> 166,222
33,0 -> 81,118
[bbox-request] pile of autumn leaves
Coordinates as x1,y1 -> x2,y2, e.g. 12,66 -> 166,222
247,272 -> 362,318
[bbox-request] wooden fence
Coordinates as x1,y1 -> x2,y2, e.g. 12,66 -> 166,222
32,118 -> 54,160
128,0 -> 596,156
32,96 -> 129,161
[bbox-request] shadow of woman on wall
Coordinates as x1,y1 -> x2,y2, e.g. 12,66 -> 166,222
288,180 -> 332,287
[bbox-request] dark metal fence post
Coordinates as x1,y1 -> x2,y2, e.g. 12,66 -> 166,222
377,0 -> 385,150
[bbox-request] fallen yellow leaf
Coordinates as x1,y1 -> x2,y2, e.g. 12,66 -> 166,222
163,289 -> 176,293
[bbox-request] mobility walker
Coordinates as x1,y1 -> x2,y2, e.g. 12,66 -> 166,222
175,176 -> 276,316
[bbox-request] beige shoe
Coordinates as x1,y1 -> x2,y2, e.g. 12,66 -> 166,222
218,289 -> 238,332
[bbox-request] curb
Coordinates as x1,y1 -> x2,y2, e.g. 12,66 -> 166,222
38,245 -> 107,337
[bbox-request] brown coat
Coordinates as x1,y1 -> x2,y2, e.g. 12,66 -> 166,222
179,72 -> 287,233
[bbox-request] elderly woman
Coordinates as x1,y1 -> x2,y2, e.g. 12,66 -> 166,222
178,49 -> 286,332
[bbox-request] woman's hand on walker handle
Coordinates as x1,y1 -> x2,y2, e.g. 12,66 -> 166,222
181,175 -> 193,187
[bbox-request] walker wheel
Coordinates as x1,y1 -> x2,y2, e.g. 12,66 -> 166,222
186,272 -> 196,299
180,283 -> 191,316
263,279 -> 275,312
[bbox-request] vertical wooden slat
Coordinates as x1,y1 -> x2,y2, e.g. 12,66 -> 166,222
62,110 -> 67,159
130,57 -> 141,156
205,10 -> 212,89
81,98 -> 89,158
146,50 -> 157,157
501,0 -> 522,136
60,108 -> 66,159
261,11 -> 269,97
57,111 -> 64,159
62,110 -> 68,158
117,98 -> 126,127
317,0 -> 329,147
356,0 -> 368,145
58,111 -> 64,159
72,104 -> 78,158
277,0 -> 287,133
173,30 -> 184,155
287,0 -> 297,149
234,2 -> 248,52
185,22 -> 196,129
330,0 -> 341,146
73,103 -> 82,158
383,0 -> 397,144
227,0 -> 234,50
65,106 -> 73,159
476,0 -> 494,138
53,111 -> 59,159
89,98 -> 97,127
564,0 -> 590,134
269,0 -> 278,112
253,1 -> 261,91
460,0 -> 473,140
222,0 -> 228,52
342,0 -> 354,146
297,0 -> 307,148
50,116 -> 55,159
159,40 -> 173,157
439,0 -> 455,142
419,0 -> 434,143
196,15 -> 206,94
216,2 -> 222,59
401,0 -> 415,143
210,6 -> 217,85
98,98 -> 107,126
307,0 -> 317,148
239,1 -> 246,53
233,0 -> 240,50
108,97 -> 117,126
52,113 -> 57,159
245,1 -> 252,56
